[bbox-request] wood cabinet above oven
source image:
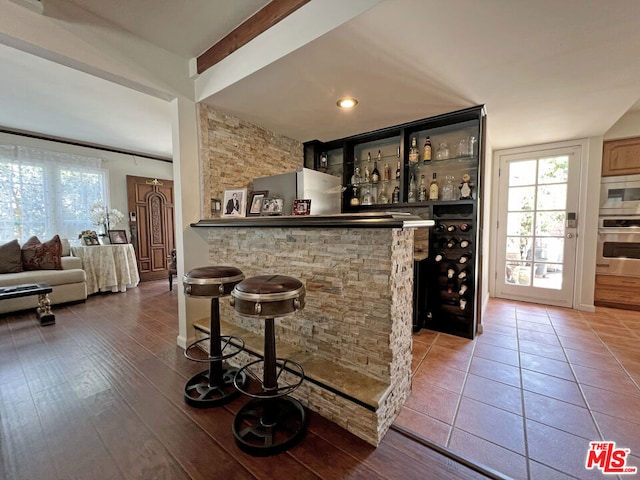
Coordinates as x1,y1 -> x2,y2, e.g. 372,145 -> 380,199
602,137 -> 640,176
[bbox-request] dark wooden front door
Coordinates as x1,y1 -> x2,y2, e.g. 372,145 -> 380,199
126,175 -> 175,282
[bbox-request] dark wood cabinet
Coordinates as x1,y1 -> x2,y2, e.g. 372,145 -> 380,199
304,106 -> 486,338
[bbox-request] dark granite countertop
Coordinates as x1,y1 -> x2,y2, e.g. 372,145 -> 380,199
191,212 -> 434,229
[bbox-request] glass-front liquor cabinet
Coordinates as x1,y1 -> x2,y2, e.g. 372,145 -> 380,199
304,106 -> 486,339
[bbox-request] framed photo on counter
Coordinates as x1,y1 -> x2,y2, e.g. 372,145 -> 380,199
81,232 -> 100,246
222,188 -> 247,217
261,197 -> 284,216
108,230 -> 128,244
293,199 -> 311,216
248,190 -> 268,216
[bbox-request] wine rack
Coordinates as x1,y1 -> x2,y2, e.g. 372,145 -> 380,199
425,202 -> 477,338
304,106 -> 485,339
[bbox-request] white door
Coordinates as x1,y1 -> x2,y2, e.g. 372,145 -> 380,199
494,145 -> 581,307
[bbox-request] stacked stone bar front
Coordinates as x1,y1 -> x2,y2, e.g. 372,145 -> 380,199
193,220 -> 417,446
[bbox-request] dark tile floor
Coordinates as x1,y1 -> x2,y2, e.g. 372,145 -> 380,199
396,298 -> 640,480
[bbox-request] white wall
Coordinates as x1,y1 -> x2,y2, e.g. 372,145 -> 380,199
604,110 -> 640,140
0,131 -> 174,238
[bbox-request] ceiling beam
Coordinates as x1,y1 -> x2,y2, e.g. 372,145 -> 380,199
196,0 -> 310,74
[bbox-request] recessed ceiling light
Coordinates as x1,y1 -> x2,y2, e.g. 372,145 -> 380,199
337,97 -> 358,109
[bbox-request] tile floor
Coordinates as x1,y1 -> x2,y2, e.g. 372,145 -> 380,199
395,298 -> 640,480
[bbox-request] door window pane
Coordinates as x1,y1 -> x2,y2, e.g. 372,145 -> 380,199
507,212 -> 533,236
508,186 -> 535,211
538,156 -> 568,184
509,160 -> 537,186
537,184 -> 567,211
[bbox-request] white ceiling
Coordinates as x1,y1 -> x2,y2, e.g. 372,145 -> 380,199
2,0 -> 640,159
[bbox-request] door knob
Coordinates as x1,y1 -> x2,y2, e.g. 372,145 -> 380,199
566,232 -> 575,239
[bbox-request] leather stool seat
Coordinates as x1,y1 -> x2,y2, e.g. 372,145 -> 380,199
182,265 -> 246,408
229,274 -> 307,456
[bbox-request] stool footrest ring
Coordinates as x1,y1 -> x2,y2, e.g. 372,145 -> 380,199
233,358 -> 304,399
184,335 -> 244,363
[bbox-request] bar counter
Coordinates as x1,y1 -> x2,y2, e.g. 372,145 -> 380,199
190,212 -> 433,446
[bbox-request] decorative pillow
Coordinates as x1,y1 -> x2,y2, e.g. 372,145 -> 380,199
0,239 -> 23,273
21,235 -> 63,271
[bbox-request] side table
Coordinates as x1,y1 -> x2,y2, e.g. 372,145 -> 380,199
0,283 -> 55,325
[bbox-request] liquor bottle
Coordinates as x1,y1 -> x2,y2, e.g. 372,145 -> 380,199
320,152 -> 328,169
351,167 -> 362,185
445,238 -> 457,249
422,136 -> 432,162
371,162 -> 380,184
442,175 -> 455,201
350,187 -> 360,207
446,264 -> 457,279
418,175 -> 427,201
433,251 -> 446,263
377,150 -> 382,164
395,147 -> 401,179
457,269 -> 469,280
458,253 -> 471,264
458,283 -> 469,296
408,173 -> 417,203
446,224 -> 456,232
409,137 -> 420,164
383,163 -> 391,181
459,223 -> 472,232
378,186 -> 389,204
364,165 -> 371,183
362,185 -> 373,205
459,239 -> 471,249
429,173 -> 439,200
391,186 -> 400,203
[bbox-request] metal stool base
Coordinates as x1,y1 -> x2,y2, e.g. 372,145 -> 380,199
184,367 -> 247,408
232,396 -> 306,456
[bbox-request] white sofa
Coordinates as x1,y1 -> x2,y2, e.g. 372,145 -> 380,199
0,254 -> 87,315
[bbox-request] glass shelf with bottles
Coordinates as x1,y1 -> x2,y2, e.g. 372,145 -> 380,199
406,120 -> 479,169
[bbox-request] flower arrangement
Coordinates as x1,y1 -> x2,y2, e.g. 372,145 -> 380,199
89,201 -> 125,233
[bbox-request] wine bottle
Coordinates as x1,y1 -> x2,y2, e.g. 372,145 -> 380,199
435,223 -> 446,233
459,297 -> 468,311
408,173 -> 417,203
409,137 -> 419,164
459,223 -> 472,232
457,269 -> 469,280
458,253 -> 471,264
418,175 -> 427,201
433,252 -> 445,263
446,224 -> 456,232
422,136 -> 432,163
395,147 -> 401,179
458,283 -> 469,296
459,239 -> 471,249
371,162 -> 380,184
447,278 -> 455,294
446,238 -> 457,249
446,264 -> 457,279
429,173 -> 439,201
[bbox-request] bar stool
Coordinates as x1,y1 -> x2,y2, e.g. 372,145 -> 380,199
182,266 -> 246,408
230,274 -> 306,456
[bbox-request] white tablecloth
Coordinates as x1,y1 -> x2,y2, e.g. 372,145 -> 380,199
72,244 -> 140,295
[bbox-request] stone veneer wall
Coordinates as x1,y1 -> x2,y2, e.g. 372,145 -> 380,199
198,105 -> 303,215
203,226 -> 414,445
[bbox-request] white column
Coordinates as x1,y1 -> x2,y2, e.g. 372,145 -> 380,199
171,96 -> 209,348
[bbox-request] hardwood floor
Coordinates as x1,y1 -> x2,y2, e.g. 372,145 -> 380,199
0,281 -> 499,480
